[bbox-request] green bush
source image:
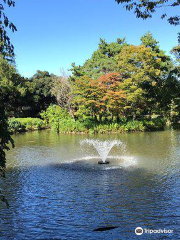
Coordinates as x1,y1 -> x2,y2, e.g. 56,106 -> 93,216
143,118 -> 165,131
41,105 -> 87,133
8,119 -> 26,132
39,105 -> 167,134
123,121 -> 145,132
9,118 -> 46,133
8,115 -> 166,134
85,119 -> 164,134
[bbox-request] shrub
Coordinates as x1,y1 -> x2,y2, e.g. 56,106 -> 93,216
124,121 -> 145,132
143,118 -> 165,131
8,119 -> 25,132
40,105 -> 166,134
8,118 -> 45,133
41,105 -> 88,133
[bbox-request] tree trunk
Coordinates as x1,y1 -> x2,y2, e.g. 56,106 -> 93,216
133,111 -> 136,121
99,115 -> 102,123
94,114 -> 97,122
148,109 -> 152,120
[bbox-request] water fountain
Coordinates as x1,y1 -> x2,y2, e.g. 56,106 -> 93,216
80,139 -> 123,164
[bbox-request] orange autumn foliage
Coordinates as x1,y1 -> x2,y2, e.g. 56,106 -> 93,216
74,73 -> 126,119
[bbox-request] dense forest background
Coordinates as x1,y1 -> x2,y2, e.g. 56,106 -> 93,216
1,32 -> 180,130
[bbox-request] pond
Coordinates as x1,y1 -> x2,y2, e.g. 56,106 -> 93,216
0,130 -> 180,239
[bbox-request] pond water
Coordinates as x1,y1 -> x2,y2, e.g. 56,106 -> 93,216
0,130 -> 180,239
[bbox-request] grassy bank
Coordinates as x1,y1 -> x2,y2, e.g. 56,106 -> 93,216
9,117 -> 165,134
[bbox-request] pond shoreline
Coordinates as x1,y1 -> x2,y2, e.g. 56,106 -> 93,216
9,117 -> 167,134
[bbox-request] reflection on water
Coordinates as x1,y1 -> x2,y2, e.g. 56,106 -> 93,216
0,130 -> 180,239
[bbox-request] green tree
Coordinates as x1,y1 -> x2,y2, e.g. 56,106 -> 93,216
0,58 -> 16,207
115,0 -> 180,43
140,32 -> 177,114
41,105 -> 72,133
0,104 -> 14,169
141,32 -> 173,71
70,63 -> 85,82
0,57 -> 28,114
0,1 -> 16,207
116,44 -> 165,119
0,0 -> 17,61
71,37 -> 127,80
0,57 -> 25,169
28,71 -> 56,114
115,0 -> 180,26
171,45 -> 180,62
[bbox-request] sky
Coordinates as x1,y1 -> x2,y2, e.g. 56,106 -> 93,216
6,0 -> 180,78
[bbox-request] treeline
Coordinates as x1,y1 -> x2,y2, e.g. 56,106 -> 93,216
0,62 -> 55,117
1,32 -> 180,134
71,33 -> 180,123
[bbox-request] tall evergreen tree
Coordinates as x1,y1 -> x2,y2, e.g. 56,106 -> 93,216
71,37 -> 127,80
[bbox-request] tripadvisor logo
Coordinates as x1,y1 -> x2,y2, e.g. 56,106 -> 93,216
135,227 -> 143,235
135,227 -> 173,235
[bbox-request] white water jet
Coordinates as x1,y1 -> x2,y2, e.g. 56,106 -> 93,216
80,139 -> 123,164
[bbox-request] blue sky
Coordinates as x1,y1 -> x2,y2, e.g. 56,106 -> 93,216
6,0 -> 180,78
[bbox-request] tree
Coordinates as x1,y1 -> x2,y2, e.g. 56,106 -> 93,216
171,45 -> 180,62
0,0 -> 16,168
168,45 -> 180,121
51,76 -> 73,117
70,37 -> 127,80
0,0 -> 16,170
140,32 -> 177,114
28,71 -> 56,115
0,103 -> 13,208
116,45 -> 166,119
0,0 -> 17,61
0,0 -> 16,207
73,73 -> 126,122
69,63 -> 85,82
0,58 -> 15,208
0,57 -> 22,169
97,73 -> 126,121
115,0 -> 180,41
115,0 -> 180,25
141,32 -> 173,71
0,57 -> 27,114
0,104 -> 14,169
0,57 -> 25,167
73,76 -> 102,120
